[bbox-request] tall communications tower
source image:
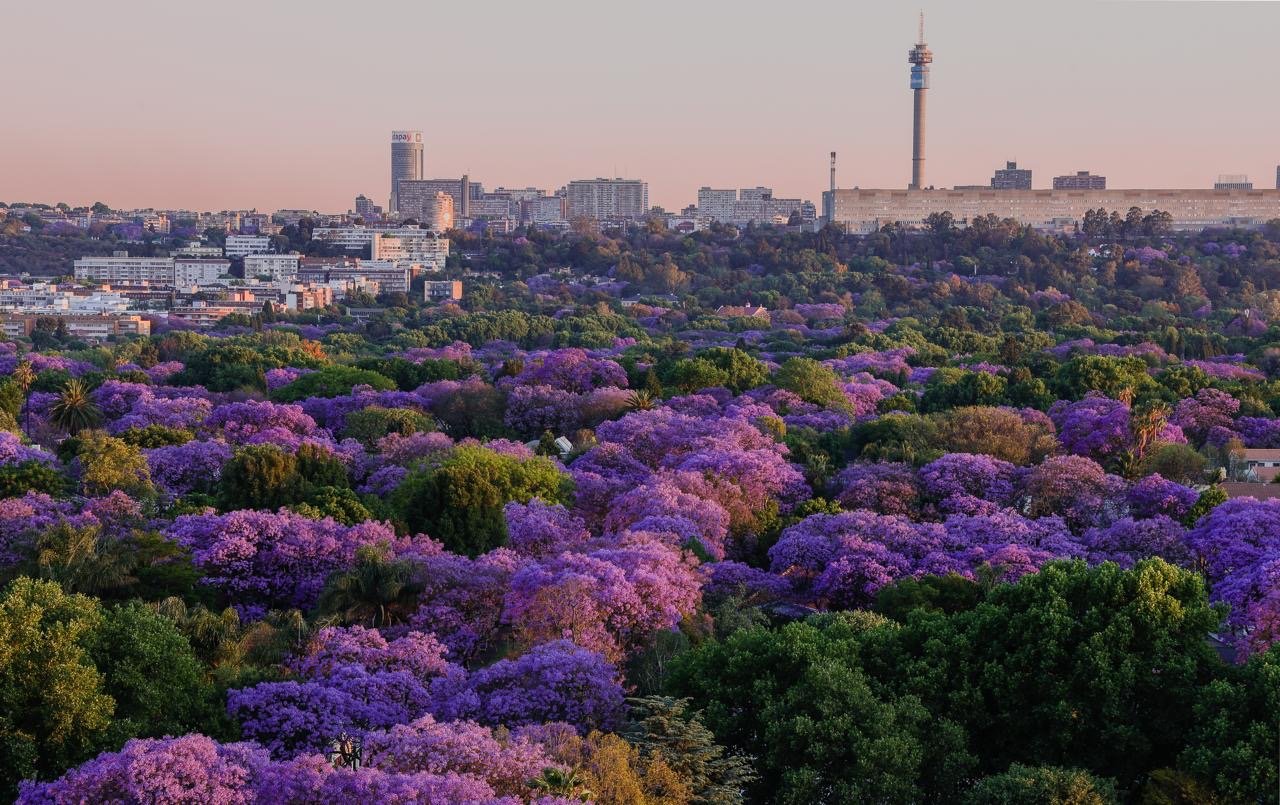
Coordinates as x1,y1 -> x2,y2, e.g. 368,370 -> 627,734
908,13 -> 932,190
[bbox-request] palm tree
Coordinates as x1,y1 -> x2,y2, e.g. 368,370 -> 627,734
49,378 -> 101,435
12,360 -> 34,437
314,545 -> 421,628
529,768 -> 593,801
32,521 -> 136,596
625,390 -> 658,411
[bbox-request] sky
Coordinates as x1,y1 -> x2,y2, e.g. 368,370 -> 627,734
2,0 -> 1278,213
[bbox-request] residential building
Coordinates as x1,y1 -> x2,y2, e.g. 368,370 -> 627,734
526,194 -> 565,224
274,209 -> 319,226
354,194 -> 381,220
1242,449 -> 1280,482
172,242 -> 223,259
74,254 -> 174,284
565,178 -> 649,221
1053,171 -> 1107,190
1214,174 -> 1253,191
168,303 -> 244,328
244,253 -> 301,282
395,177 -> 473,219
825,187 -> 1280,232
424,280 -> 463,303
467,194 -> 515,220
0,314 -> 150,341
298,259 -> 411,295
390,130 -> 425,212
991,161 -> 1032,190
697,188 -> 737,223
173,258 -> 230,286
284,285 -> 335,312
425,192 -> 455,232
140,213 -> 170,234
697,187 -> 815,226
224,234 -> 271,258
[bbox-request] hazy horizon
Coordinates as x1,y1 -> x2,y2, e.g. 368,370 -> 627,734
3,0 -> 1277,212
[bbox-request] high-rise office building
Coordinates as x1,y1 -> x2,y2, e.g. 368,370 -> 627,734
1214,174 -> 1253,191
389,130 -> 424,213
991,161 -> 1032,190
1053,171 -> 1107,190
907,13 -> 932,189
565,178 -> 649,221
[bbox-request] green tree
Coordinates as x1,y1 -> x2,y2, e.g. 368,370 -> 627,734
625,696 -> 756,804
1179,646 -> 1280,803
666,611 -> 972,803
74,430 -> 153,498
772,357 -> 850,411
849,412 -> 941,464
391,445 -> 571,556
700,348 -> 769,394
0,578 -> 115,798
86,602 -> 218,740
217,444 -> 300,511
0,461 -> 66,498
961,764 -> 1119,805
270,365 -> 396,402
1055,356 -> 1159,402
920,368 -> 1008,413
342,406 -> 434,447
663,358 -> 730,394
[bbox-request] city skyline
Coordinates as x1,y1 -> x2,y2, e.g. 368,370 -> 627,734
3,0 -> 1278,212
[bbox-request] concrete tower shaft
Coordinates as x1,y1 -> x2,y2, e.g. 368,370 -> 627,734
908,13 -> 932,190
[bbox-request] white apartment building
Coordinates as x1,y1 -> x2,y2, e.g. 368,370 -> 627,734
224,235 -> 271,258
74,255 -> 175,284
312,227 -> 450,270
565,178 -> 649,221
244,253 -> 301,282
174,258 -> 231,286
172,242 -> 223,258
697,188 -> 737,223
527,195 -> 565,224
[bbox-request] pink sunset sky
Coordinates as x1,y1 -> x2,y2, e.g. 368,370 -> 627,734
2,0 -> 1277,212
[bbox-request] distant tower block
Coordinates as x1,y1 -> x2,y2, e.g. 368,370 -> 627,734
908,12 -> 933,190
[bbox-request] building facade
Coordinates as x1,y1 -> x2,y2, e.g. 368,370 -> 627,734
1053,171 -> 1107,190
697,188 -> 737,223
244,254 -> 301,282
1214,174 -> 1253,191
173,258 -> 230,286
395,177 -> 472,220
565,178 -> 649,221
991,161 -> 1032,190
354,195 -> 381,220
74,255 -> 174,284
224,235 -> 271,258
826,187 -> 1280,232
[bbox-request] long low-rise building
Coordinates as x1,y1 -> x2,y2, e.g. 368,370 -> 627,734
0,313 -> 150,340
74,255 -> 174,284
825,188 -> 1280,232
